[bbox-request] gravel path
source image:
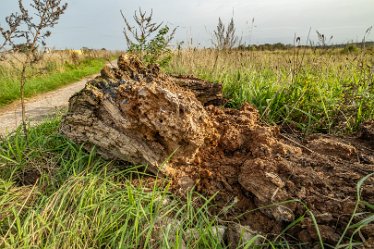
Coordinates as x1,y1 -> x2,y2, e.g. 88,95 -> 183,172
0,74 -> 98,136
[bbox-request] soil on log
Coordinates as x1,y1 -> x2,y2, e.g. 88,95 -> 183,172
60,54 -> 374,247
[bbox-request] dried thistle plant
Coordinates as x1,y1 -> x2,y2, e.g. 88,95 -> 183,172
212,17 -> 239,50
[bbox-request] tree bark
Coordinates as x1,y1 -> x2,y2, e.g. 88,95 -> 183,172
170,75 -> 226,106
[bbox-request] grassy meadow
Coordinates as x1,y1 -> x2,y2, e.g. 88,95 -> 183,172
167,47 -> 374,134
0,47 -> 373,248
0,50 -> 118,108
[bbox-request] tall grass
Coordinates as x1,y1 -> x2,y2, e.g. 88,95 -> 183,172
166,48 -> 374,135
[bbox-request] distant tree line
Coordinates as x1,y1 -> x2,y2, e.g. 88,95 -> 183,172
235,41 -> 374,51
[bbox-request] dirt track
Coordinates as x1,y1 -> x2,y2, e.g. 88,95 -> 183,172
0,75 -> 97,136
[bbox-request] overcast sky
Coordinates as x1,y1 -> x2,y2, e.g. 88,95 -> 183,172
0,0 -> 373,50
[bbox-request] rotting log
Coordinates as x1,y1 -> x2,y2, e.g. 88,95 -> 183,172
170,75 -> 227,106
60,54 -> 220,174
60,54 -> 374,245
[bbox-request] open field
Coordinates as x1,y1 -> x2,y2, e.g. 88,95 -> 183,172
0,0 -> 372,248
167,48 -> 374,134
0,50 -> 119,107
0,49 -> 373,248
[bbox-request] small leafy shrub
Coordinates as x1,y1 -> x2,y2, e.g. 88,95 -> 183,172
121,8 -> 176,66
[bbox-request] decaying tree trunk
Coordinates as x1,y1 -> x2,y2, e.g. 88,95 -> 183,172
60,54 -> 374,245
60,54 -> 221,174
170,75 -> 227,106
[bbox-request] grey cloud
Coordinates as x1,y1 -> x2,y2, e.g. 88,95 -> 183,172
0,0 -> 372,49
